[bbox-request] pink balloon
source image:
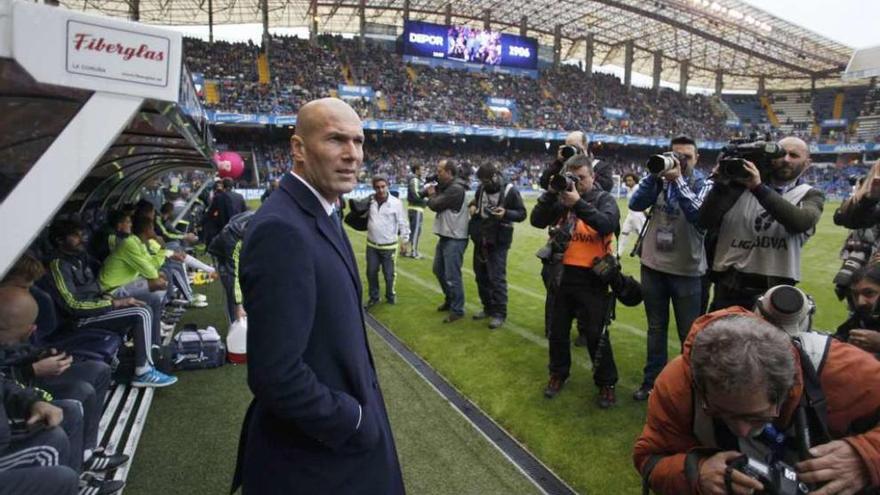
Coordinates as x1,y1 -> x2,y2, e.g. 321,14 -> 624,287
215,151 -> 244,179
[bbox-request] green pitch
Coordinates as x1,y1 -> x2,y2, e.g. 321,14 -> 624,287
125,197 -> 850,494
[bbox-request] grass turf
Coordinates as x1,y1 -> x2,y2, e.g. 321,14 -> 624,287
351,197 -> 849,494
124,248 -> 541,494
125,197 -> 850,494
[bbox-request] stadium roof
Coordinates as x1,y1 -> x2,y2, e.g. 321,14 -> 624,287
59,0 -> 855,91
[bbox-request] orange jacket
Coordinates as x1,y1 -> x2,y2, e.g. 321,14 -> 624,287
633,306 -> 880,494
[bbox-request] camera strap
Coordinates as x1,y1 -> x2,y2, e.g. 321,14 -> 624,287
630,206 -> 654,258
792,338 -> 832,452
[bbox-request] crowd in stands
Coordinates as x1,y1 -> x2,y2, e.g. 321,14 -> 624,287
185,35 -> 730,140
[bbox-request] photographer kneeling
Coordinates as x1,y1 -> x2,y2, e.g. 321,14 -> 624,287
835,263 -> 880,358
699,136 -> 824,311
530,154 -> 620,408
634,307 -> 880,495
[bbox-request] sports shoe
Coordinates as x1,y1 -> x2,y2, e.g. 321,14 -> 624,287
84,449 -> 129,473
192,294 -> 207,303
442,313 -> 463,323
79,473 -> 124,495
170,298 -> 190,307
365,298 -> 379,308
597,385 -> 617,409
488,317 -> 505,329
188,300 -> 208,308
132,368 -> 178,388
543,374 -> 566,399
472,311 -> 488,320
632,385 -> 652,401
436,302 -> 450,312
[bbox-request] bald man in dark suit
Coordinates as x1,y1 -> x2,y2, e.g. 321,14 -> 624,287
232,98 -> 405,495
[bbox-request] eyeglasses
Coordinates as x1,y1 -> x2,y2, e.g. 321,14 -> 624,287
699,397 -> 781,425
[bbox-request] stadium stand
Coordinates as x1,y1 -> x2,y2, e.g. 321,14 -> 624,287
856,85 -> 880,142
185,36 -> 730,140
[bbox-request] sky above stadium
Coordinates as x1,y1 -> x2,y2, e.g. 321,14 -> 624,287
743,0 -> 878,48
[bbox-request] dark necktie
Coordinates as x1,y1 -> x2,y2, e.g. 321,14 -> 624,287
329,208 -> 344,238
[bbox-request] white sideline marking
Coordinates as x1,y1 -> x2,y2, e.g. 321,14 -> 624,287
367,319 -> 575,495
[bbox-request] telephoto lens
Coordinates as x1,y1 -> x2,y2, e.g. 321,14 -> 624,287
646,153 -> 677,175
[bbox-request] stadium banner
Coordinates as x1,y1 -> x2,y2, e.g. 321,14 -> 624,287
820,119 -> 848,127
338,84 -> 375,100
486,97 -> 518,122
402,20 -> 538,71
204,111 -> 880,152
603,108 -> 627,120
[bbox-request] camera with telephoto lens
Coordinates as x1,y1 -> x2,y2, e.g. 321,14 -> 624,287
422,173 -> 439,194
646,152 -> 686,175
718,133 -> 787,180
755,285 -> 815,336
833,237 -> 873,290
727,455 -> 809,495
559,145 -> 582,161
549,172 -> 579,192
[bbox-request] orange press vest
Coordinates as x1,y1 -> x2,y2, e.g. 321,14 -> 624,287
560,216 -> 612,268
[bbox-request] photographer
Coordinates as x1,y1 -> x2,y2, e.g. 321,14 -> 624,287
467,164 -> 526,329
539,131 -> 614,194
426,159 -> 470,323
698,137 -> 825,310
835,263 -> 880,358
530,155 -> 620,408
629,136 -> 709,401
834,160 -> 880,230
634,308 -> 880,495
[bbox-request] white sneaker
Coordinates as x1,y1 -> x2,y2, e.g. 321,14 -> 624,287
193,294 -> 207,303
188,300 -> 208,308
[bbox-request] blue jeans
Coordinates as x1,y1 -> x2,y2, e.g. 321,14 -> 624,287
433,237 -> 468,315
640,265 -> 703,388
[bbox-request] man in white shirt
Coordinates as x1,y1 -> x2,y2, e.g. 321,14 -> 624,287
366,175 -> 410,306
617,173 -> 647,258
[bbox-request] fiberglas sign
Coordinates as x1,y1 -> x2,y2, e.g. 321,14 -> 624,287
66,20 -> 170,88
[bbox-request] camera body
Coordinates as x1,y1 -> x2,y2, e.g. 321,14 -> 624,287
718,134 -> 786,181
550,172 -> 579,192
535,225 -> 572,262
728,455 -> 809,495
646,151 -> 685,175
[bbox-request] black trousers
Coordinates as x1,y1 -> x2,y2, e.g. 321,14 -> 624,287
547,284 -> 618,387
0,425 -> 79,495
0,465 -> 77,495
36,359 -> 112,454
216,256 -> 237,324
473,242 -> 510,318
710,282 -> 765,312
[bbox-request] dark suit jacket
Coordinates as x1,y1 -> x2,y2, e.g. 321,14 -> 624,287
232,173 -> 404,495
